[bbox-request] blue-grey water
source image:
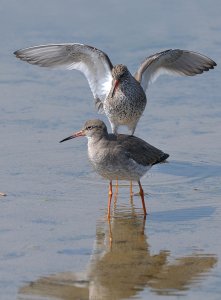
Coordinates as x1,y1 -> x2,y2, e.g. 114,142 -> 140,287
0,1 -> 221,299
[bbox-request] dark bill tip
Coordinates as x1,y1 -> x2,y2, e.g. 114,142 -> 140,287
59,135 -> 74,143
59,130 -> 85,143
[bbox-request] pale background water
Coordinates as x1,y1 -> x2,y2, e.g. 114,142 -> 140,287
0,0 -> 221,299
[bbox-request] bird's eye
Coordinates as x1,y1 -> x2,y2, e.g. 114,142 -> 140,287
86,126 -> 95,130
86,125 -> 100,130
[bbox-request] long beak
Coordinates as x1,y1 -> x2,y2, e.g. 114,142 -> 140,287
59,130 -> 85,143
111,79 -> 119,98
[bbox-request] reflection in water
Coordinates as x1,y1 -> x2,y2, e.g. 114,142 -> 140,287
18,204 -> 217,300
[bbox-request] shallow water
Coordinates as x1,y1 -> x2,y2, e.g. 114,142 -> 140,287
0,0 -> 221,299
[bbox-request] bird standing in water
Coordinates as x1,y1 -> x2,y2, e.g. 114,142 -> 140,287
60,119 -> 169,219
14,43 -> 216,135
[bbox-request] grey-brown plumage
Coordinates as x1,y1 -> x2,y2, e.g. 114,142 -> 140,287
14,43 -> 216,134
60,119 -> 169,218
60,119 -> 169,180
104,64 -> 146,134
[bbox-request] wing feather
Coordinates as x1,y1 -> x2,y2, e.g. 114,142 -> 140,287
14,43 -> 113,103
134,49 -> 216,91
116,134 -> 169,166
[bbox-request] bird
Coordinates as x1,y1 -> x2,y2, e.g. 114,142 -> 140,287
59,119 -> 169,219
14,43 -> 216,135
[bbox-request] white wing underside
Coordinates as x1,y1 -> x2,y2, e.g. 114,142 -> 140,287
15,45 -> 216,103
14,43 -> 113,104
134,49 -> 216,92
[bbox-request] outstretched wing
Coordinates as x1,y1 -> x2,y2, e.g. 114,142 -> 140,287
134,49 -> 216,92
14,43 -> 113,105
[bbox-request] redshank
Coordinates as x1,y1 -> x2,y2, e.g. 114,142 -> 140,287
14,43 -> 216,135
60,119 -> 169,218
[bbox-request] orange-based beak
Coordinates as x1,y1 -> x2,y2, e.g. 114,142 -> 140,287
59,129 -> 85,143
111,79 -> 119,98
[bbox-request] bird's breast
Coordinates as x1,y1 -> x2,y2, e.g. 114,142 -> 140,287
104,82 -> 146,122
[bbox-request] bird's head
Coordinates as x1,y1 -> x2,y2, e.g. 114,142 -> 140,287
59,119 -> 108,143
112,64 -> 129,80
111,64 -> 129,97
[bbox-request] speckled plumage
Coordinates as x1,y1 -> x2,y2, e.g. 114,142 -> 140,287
104,65 -> 146,135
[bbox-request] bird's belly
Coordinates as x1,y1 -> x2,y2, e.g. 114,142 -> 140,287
90,157 -> 150,181
104,93 -> 146,125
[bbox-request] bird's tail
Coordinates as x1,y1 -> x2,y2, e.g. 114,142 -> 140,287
153,153 -> 169,165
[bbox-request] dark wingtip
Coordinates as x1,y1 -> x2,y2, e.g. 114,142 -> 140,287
209,59 -> 217,69
209,61 -> 217,69
14,49 -> 25,59
164,153 -> 170,160
13,50 -> 19,57
160,153 -> 169,163
153,153 -> 169,166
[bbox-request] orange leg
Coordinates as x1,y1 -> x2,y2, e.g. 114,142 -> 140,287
142,215 -> 146,234
130,181 -> 133,196
107,181 -> 113,220
114,181 -> 118,205
138,180 -> 147,217
116,178 -> 118,187
108,218 -> 113,248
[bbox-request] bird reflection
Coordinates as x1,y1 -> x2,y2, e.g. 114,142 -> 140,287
18,202 -> 217,300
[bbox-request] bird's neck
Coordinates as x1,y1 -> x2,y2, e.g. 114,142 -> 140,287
87,133 -> 108,146
121,73 -> 135,85
87,135 -> 108,164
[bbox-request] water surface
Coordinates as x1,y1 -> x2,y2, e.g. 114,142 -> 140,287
0,1 -> 221,299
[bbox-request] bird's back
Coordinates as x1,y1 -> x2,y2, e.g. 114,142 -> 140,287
109,134 -> 169,166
